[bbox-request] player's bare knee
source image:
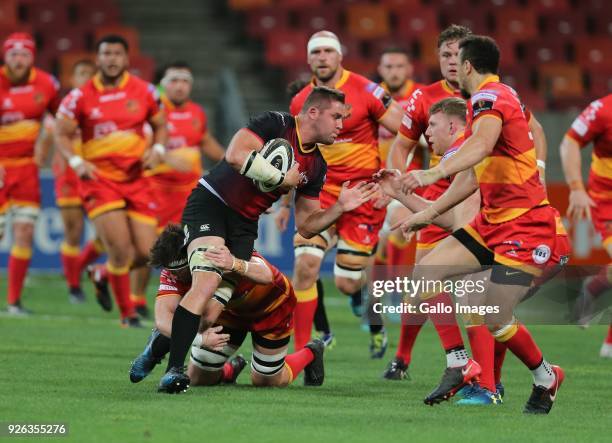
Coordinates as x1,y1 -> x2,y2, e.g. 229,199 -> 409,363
335,276 -> 362,295
12,222 -> 35,247
293,255 -> 321,289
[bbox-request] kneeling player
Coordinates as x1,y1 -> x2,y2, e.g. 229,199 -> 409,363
130,225 -> 324,389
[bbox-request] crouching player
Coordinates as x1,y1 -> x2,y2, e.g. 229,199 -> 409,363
130,225 -> 324,389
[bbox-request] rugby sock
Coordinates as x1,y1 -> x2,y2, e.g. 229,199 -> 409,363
222,361 -> 236,382
493,340 -> 508,385
293,283 -> 318,350
386,233 -> 413,267
130,294 -> 147,308
77,239 -> 104,273
428,292 -> 464,351
494,321 -> 544,371
7,246 -> 32,305
586,266 -> 612,298
60,242 -> 81,290
466,325 -> 495,392
285,347 -> 314,382
531,358 -> 555,388
605,325 -> 612,345
151,332 -> 171,360
369,324 -> 383,334
166,304 -> 200,371
395,312 -> 427,364
107,263 -> 135,319
313,279 -> 331,334
446,347 -> 469,368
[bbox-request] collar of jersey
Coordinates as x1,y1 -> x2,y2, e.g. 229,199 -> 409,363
2,66 -> 36,84
476,74 -> 500,91
93,71 -> 130,92
441,79 -> 457,95
161,93 -> 189,111
381,80 -> 413,99
312,68 -> 350,90
295,116 -> 316,154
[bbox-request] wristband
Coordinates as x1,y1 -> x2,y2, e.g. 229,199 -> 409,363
152,143 -> 166,156
568,180 -> 585,191
68,155 -> 84,170
231,257 -> 249,275
536,159 -> 546,169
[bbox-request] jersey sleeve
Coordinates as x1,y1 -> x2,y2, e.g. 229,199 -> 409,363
46,75 -> 61,114
398,88 -> 426,141
566,100 -> 604,147
297,157 -> 327,199
156,269 -> 181,297
245,111 -> 288,144
470,90 -> 506,123
56,88 -> 83,122
365,81 -> 392,120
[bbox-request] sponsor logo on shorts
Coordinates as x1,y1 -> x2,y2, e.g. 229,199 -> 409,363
532,244 -> 551,264
200,224 -> 210,232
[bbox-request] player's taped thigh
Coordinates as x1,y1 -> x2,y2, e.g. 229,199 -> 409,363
190,342 -> 239,371
11,205 -> 39,225
188,245 -> 223,277
490,264 -> 534,287
334,239 -> 370,280
293,230 -> 333,259
211,276 -> 237,306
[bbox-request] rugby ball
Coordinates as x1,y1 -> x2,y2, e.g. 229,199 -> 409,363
256,138 -> 294,193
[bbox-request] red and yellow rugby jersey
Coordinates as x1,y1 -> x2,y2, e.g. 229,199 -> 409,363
398,80 -> 461,168
0,67 -> 60,161
378,80 -> 423,167
290,70 -> 391,198
465,75 -> 547,224
203,111 -> 327,221
56,72 -> 160,182
156,252 -> 291,320
565,94 -> 612,201
145,95 -> 206,191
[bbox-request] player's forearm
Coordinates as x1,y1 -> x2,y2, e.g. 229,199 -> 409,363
431,135 -> 490,179
296,204 -> 343,239
232,258 -> 273,285
162,150 -> 193,172
529,114 -> 547,181
54,133 -> 78,161
279,190 -> 294,209
559,136 -> 584,188
379,101 -> 403,135
201,134 -> 225,163
34,126 -> 54,164
430,169 -> 479,216
387,136 -> 415,170
394,193 -> 455,230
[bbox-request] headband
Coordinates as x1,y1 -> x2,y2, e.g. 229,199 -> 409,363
307,36 -> 342,55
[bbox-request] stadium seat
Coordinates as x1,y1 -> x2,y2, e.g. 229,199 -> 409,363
265,31 -> 307,67
520,39 -> 571,64
0,0 -> 17,25
574,37 -> 612,70
587,71 -> 612,98
39,27 -> 87,55
395,7 -> 439,40
58,51 -> 96,88
491,35 -> 518,68
380,0 -> 422,9
0,24 -> 33,45
246,8 -> 290,39
20,0 -> 69,27
526,0 -> 571,13
538,63 -> 584,99
129,54 -> 156,82
541,13 -> 587,37
228,0 -> 273,10
499,66 -> 534,93
346,3 -> 391,40
589,14 -> 612,37
77,1 -> 120,27
94,26 -> 140,54
492,8 -> 538,40
279,0 -> 321,8
440,10 -> 489,34
517,89 -> 547,112
343,57 -> 378,78
294,7 -> 342,34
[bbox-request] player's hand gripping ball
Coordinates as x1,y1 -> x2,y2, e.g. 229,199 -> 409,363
256,138 -> 294,193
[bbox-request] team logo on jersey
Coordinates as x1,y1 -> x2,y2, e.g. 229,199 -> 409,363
34,92 -> 44,104
126,99 -> 139,113
2,97 -> 13,109
89,107 -> 103,119
532,244 -> 551,264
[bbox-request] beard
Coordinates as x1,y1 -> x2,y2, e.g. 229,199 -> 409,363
460,88 -> 471,99
314,66 -> 337,83
386,79 -> 404,94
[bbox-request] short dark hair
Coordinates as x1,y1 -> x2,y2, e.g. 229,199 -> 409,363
429,97 -> 467,123
149,224 -> 185,268
301,86 -> 345,112
459,35 -> 500,75
287,78 -> 309,100
96,34 -> 129,52
438,24 -> 472,48
380,46 -> 411,59
72,59 -> 95,73
165,61 -> 192,72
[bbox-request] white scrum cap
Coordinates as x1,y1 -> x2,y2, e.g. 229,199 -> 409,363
307,31 -> 342,55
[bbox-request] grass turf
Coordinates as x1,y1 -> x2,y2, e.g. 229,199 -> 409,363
1,275 -> 611,443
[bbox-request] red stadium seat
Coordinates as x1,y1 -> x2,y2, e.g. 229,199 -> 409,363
538,63 -> 584,99
346,3 -> 391,40
246,8 -> 290,39
294,7 -> 342,34
279,0 -> 321,8
395,8 -> 439,40
337,37 -> 362,62
380,0 -> 422,9
129,54 -> 156,82
265,31 -> 308,67
574,37 -> 612,70
343,57 -> 378,78
58,51 -> 96,88
77,1 -> 120,27
94,26 -> 140,54
587,71 -> 612,98
426,0 -> 477,9
492,8 -> 538,40
541,13 -> 587,37
589,14 -> 612,37
0,0 -> 17,25
228,0 -> 273,10
39,27 -> 87,55
19,0 -> 69,26
516,89 -> 546,112
499,66 -> 534,93
0,24 -> 33,46
415,32 -> 440,69
526,0 -> 571,13
440,10 -> 489,35
491,35 -> 518,68
521,39 -> 570,64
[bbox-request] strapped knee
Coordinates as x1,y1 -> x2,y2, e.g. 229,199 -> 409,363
188,246 -> 223,277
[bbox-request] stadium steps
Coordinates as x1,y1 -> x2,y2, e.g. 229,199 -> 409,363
115,0 -> 286,135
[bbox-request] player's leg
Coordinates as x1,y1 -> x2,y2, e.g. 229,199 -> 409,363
313,278 -> 335,347
292,231 -> 328,350
59,206 -> 85,303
